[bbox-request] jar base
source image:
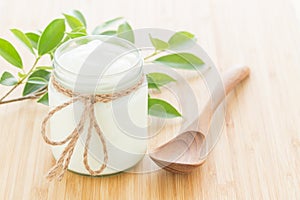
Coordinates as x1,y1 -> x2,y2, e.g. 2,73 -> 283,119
67,168 -> 124,178
65,152 -> 146,177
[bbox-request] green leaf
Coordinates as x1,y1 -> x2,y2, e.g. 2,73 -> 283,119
10,29 -> 35,54
25,32 -> 40,49
148,98 -> 181,118
149,34 -> 169,51
71,10 -> 87,27
147,75 -> 160,91
0,38 -> 23,68
18,72 -> 26,79
37,92 -> 49,105
99,30 -> 117,35
0,71 -> 18,86
102,17 -> 124,26
72,26 -> 87,33
117,22 -> 135,43
92,17 -> 124,34
37,19 -> 65,56
146,72 -> 175,88
49,52 -> 54,60
168,31 -> 196,50
23,69 -> 50,96
27,77 -> 48,85
154,53 -> 204,70
66,32 -> 87,39
36,66 -> 53,71
65,26 -> 87,39
63,14 -> 86,31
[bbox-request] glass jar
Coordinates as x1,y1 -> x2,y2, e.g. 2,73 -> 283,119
48,35 -> 148,175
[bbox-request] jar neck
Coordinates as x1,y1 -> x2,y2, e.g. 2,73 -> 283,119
53,58 -> 143,94
52,36 -> 143,94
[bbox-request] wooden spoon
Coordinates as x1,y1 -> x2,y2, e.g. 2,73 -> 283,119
149,66 -> 250,173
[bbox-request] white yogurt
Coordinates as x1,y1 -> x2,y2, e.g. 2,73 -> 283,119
49,36 -> 148,175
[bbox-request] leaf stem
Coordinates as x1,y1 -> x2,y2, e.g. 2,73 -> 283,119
0,56 -> 41,102
144,50 -> 163,61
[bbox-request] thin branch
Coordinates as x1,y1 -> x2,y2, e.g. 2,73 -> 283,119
0,86 -> 47,105
0,56 -> 41,102
0,85 -> 48,105
144,50 -> 163,61
0,95 -> 39,104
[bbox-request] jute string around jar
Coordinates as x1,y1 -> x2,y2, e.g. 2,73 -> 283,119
41,75 -> 144,181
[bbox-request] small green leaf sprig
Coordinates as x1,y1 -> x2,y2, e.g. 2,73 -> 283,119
0,10 -> 204,118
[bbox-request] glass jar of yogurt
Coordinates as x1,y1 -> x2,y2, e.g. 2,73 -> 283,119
48,35 -> 148,176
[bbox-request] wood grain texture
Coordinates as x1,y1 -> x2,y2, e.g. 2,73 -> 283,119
0,0 -> 300,199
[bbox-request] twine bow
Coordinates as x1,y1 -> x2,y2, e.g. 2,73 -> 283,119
41,75 -> 144,181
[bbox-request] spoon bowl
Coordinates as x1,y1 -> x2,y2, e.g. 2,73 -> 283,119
150,66 -> 250,174
150,131 -> 206,173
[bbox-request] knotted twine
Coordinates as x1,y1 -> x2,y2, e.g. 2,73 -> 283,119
41,75 -> 144,181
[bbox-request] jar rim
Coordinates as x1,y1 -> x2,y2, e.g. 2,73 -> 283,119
53,35 -> 143,78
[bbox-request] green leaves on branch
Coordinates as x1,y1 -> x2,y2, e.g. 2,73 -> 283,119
37,19 -> 65,56
0,20 -> 53,105
23,69 -> 50,96
0,72 -> 18,86
147,31 -> 203,71
154,53 -> 204,70
147,31 -> 196,53
0,38 -> 23,68
148,98 -> 181,118
0,10 -> 200,118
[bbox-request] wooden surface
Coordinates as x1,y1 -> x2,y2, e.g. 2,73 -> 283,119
1,0 -> 300,199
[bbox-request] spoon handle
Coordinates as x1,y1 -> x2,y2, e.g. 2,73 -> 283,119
194,66 -> 250,133
222,66 -> 250,95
